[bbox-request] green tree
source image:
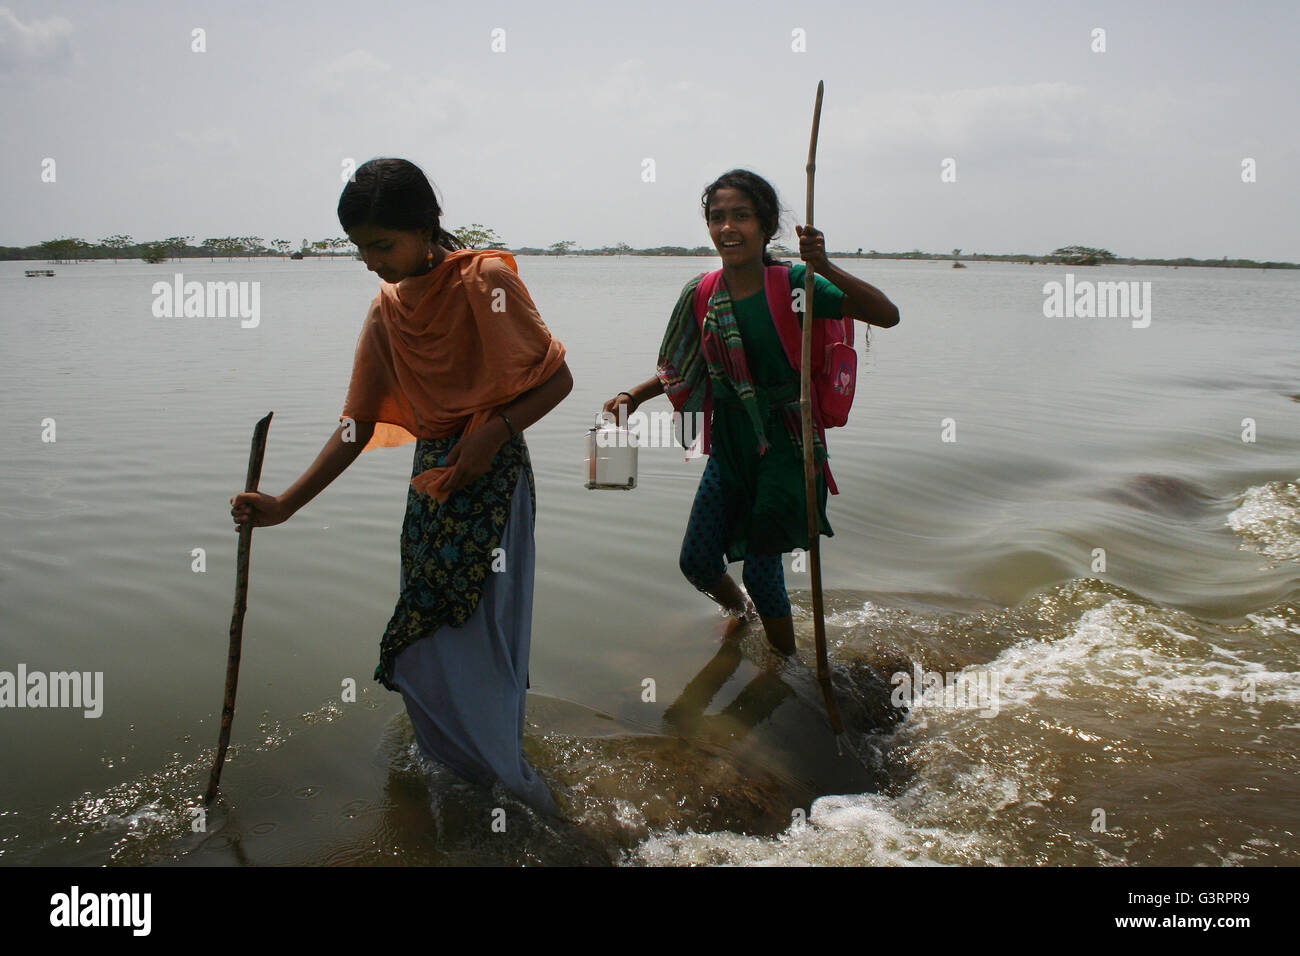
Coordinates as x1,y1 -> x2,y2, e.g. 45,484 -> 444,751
100,234 -> 134,261
452,223 -> 504,249
164,236 -> 193,260
201,237 -> 246,261
141,242 -> 168,264
549,240 -> 576,256
1050,245 -> 1116,266
39,237 -> 83,263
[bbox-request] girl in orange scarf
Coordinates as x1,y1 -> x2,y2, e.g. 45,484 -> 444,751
231,158 -> 571,815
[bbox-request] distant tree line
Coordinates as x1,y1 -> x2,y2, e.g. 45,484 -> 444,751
1,235 -> 360,263
514,242 -> 718,257
3,233 -> 1295,270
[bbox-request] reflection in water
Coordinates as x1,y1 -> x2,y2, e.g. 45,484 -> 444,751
1100,473 -> 1217,517
663,643 -> 789,742
15,580 -> 1300,867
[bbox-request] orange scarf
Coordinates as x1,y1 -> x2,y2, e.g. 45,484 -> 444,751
340,249 -> 565,499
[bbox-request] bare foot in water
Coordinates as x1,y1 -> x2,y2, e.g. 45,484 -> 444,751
722,590 -> 761,643
760,615 -> 796,656
722,613 -> 751,642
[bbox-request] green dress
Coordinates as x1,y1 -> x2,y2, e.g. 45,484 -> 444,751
707,264 -> 846,561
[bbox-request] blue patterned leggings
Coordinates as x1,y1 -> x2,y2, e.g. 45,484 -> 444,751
678,455 -> 792,619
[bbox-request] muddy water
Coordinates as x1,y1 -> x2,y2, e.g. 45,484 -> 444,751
1,257 -> 1297,865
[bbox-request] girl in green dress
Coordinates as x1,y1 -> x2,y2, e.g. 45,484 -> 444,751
605,169 -> 899,655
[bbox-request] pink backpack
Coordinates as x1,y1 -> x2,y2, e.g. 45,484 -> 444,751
692,266 -> 856,428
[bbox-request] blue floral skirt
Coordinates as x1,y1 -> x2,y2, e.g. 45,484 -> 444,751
375,433 -> 533,689
381,435 -> 556,815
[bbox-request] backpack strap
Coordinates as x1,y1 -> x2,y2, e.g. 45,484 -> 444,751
765,265 -> 841,495
690,266 -> 838,493
765,265 -> 804,371
688,271 -> 722,456
692,269 -> 723,328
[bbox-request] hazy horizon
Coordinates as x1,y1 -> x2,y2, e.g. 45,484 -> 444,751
3,0 -> 1297,262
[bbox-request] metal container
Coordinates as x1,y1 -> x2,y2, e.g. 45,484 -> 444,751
585,421 -> 638,490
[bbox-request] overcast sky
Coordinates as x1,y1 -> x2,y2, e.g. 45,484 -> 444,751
2,0 -> 1296,260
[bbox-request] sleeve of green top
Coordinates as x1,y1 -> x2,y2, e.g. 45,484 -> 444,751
788,263 -> 846,319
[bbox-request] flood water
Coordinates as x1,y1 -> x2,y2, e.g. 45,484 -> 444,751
1,255 -> 1297,865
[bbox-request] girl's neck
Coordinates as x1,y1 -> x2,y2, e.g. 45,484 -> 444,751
425,243 -> 448,273
395,245 -> 452,298
722,258 -> 765,298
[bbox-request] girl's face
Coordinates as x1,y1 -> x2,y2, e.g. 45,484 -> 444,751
348,224 -> 433,282
707,187 -> 767,266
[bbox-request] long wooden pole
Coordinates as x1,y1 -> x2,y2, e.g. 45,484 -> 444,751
801,81 -> 844,736
205,411 -> 273,804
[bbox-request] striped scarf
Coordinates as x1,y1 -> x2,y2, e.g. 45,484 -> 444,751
657,273 -> 828,468
657,276 -> 771,454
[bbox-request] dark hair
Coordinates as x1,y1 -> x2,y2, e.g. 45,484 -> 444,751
337,157 -> 463,250
701,169 -> 787,267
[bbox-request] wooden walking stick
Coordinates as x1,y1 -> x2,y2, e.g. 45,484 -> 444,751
800,81 -> 844,737
205,411 -> 273,804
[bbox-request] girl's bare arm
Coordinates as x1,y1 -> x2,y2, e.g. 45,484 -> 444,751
230,419 -> 376,528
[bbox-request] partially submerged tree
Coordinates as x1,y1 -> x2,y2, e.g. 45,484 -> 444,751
452,224 -> 505,249
164,236 -> 193,260
38,237 -> 86,263
1051,245 -> 1116,265
100,234 -> 133,261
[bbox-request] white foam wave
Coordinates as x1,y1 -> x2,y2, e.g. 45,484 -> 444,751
630,594 -> 1300,866
1228,479 -> 1300,560
1246,613 -> 1300,636
984,600 -> 1300,712
628,791 -> 993,867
